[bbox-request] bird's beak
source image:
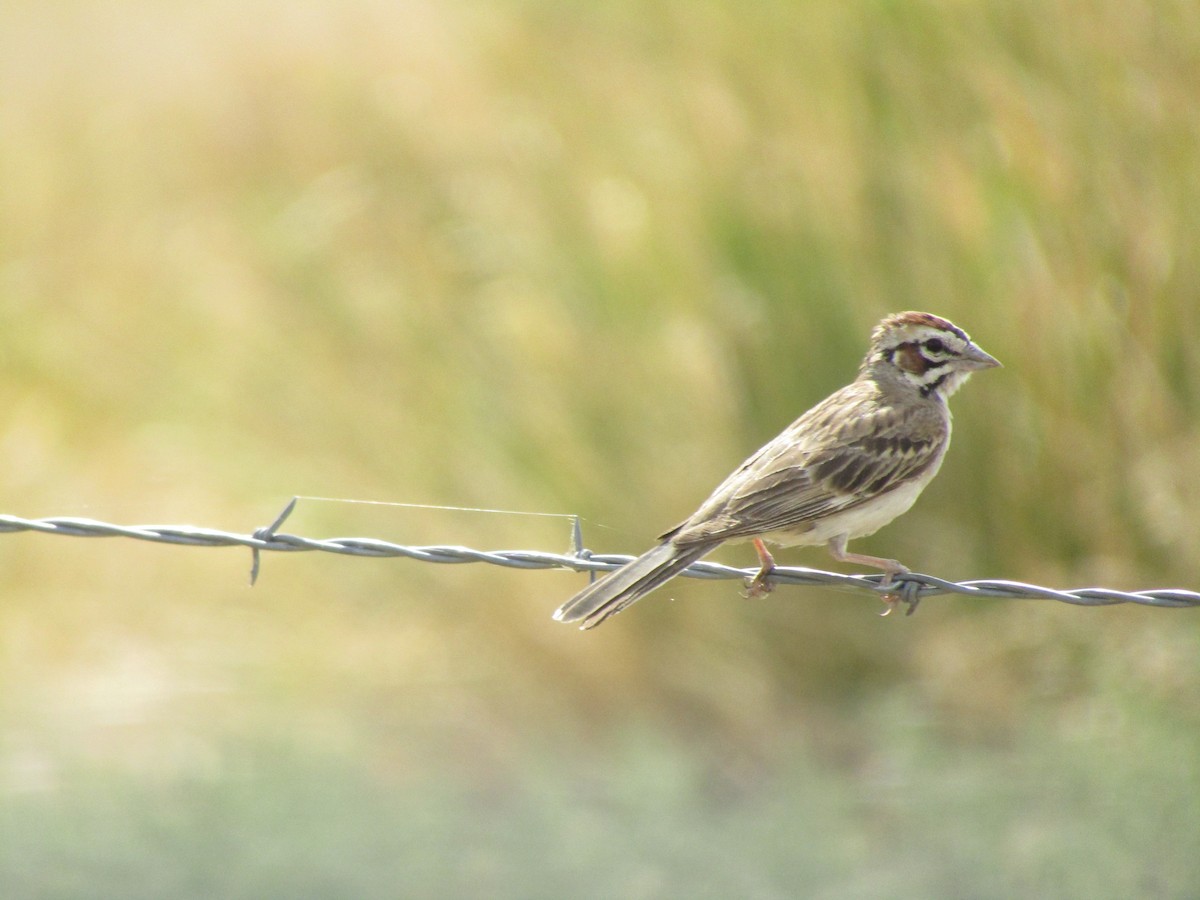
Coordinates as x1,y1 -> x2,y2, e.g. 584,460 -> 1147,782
962,344 -> 1002,370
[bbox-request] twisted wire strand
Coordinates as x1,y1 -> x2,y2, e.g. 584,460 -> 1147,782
0,510 -> 1196,610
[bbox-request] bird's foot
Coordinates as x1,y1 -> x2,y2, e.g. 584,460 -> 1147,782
878,567 -> 920,617
744,538 -> 777,598
745,567 -> 776,598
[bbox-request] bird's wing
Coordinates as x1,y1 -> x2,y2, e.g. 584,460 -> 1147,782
667,385 -> 946,545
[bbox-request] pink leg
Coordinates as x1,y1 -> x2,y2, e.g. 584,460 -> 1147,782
826,535 -> 909,616
745,538 -> 777,598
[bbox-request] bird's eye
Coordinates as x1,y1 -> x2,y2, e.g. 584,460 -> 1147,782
924,338 -> 945,353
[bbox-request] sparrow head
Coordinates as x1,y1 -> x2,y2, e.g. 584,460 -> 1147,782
865,311 -> 1001,399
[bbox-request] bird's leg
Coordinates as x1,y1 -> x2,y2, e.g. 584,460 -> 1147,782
826,535 -> 911,616
745,538 -> 777,598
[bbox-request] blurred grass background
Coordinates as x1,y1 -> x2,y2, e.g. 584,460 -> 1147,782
2,0 -> 1199,895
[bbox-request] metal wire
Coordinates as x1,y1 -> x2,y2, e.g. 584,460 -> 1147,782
0,505 -> 1196,611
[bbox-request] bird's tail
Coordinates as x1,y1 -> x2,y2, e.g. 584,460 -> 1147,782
553,540 -> 718,629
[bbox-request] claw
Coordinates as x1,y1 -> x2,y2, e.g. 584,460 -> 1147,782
745,570 -> 776,598
880,577 -> 922,616
745,538 -> 777,598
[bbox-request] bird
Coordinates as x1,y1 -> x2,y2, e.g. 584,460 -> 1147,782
553,311 -> 1000,629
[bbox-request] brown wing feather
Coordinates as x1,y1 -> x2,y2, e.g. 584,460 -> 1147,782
667,381 -> 946,546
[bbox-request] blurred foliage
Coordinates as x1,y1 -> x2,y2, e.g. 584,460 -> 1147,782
1,0 -> 1200,894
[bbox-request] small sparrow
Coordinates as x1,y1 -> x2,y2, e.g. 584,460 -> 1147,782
554,311 -> 1000,629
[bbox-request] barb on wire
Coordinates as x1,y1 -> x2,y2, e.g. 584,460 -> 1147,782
0,504 -> 1197,611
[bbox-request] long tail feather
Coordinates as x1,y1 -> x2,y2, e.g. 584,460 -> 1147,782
553,540 -> 718,629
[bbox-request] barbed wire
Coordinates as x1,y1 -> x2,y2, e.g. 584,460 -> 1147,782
0,502 -> 1197,612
